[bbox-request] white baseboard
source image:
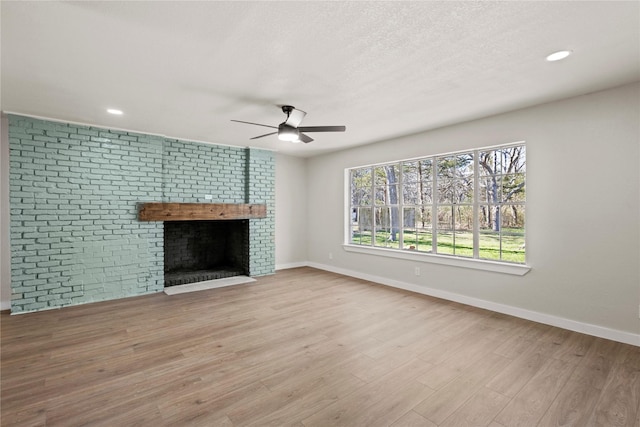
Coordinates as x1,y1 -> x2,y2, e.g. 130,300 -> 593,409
275,261 -> 309,271
306,262 -> 640,347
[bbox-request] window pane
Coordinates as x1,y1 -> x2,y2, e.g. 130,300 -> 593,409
388,184 -> 399,205
351,167 -> 372,185
403,207 -> 432,252
419,159 -> 432,181
351,168 -> 372,206
375,185 -> 399,205
479,230 -> 501,260
453,205 -> 473,257
403,184 -> 419,204
501,173 -> 525,202
388,164 -> 400,182
478,150 -> 500,176
438,154 -> 473,178
421,182 -> 433,203
479,204 -> 500,260
437,178 -> 455,203
402,162 -> 419,183
501,204 -> 525,263
403,162 -> 425,204
352,186 -> 371,206
454,178 -> 474,203
351,207 -> 372,245
403,207 -> 417,249
479,204 -> 500,232
437,156 -> 456,178
479,175 -> 500,203
416,229 -> 433,252
375,186 -> 387,205
374,206 -> 400,248
501,146 -> 526,174
501,204 -> 524,230
374,166 -> 388,185
437,206 -> 453,230
437,231 -> 454,255
454,205 -> 473,232
436,206 -> 454,255
375,164 -> 399,186
416,207 -> 432,231
456,153 -> 474,177
480,147 -> 525,175
416,207 -> 433,252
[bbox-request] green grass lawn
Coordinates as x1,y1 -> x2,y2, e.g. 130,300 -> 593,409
352,229 -> 525,263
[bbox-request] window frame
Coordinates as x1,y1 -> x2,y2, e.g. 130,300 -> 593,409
345,142 -> 530,276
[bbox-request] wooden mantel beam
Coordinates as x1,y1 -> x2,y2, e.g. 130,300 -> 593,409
138,203 -> 267,221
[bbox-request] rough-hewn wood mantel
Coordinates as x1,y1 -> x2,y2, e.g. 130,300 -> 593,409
138,203 -> 267,221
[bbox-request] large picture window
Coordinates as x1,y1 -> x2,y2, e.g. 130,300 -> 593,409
348,143 -> 526,264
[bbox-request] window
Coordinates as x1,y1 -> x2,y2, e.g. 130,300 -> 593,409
348,143 -> 526,265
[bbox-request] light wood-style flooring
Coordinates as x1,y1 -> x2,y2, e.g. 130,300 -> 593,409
2,267 -> 639,426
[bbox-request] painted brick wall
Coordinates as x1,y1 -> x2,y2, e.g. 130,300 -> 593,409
162,138 -> 246,203
247,148 -> 275,276
8,115 -> 274,313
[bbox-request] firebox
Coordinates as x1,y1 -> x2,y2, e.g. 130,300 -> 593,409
163,220 -> 249,287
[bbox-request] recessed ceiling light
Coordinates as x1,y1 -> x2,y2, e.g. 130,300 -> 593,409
107,108 -> 123,115
546,50 -> 572,62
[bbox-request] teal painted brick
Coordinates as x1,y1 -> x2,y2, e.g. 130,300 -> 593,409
9,115 -> 274,312
8,115 -> 164,312
245,148 -> 275,276
23,302 -> 48,312
37,294 -> 64,302
12,285 -> 36,293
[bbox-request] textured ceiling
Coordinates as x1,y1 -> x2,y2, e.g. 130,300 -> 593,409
2,1 -> 639,157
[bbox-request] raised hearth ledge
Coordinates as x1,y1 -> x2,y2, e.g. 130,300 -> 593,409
138,202 -> 267,221
164,276 -> 256,295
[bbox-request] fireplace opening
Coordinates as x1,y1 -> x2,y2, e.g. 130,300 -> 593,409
163,220 -> 249,287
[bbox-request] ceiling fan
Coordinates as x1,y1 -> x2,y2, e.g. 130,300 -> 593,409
231,105 -> 346,143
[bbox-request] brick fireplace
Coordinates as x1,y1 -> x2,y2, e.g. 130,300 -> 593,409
7,115 -> 275,313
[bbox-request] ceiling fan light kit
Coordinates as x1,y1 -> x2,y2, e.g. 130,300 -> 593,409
232,105 -> 346,144
277,124 -> 300,142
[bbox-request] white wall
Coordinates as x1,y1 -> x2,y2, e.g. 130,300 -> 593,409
275,153 -> 308,269
306,83 -> 640,343
1,115 -> 10,310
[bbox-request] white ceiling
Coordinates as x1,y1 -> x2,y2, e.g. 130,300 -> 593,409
2,1 -> 639,158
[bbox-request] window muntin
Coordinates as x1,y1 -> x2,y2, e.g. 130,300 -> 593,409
348,143 -> 526,264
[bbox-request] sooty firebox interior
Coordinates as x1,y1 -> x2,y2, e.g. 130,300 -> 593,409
163,220 -> 249,287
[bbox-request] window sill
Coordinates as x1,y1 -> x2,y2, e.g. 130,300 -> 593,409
342,244 -> 531,276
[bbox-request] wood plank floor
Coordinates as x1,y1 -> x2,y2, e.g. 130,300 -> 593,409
1,267 -> 639,426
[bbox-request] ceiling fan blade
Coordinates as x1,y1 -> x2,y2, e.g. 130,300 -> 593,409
231,120 -> 278,129
298,133 -> 314,143
284,108 -> 307,127
250,132 -> 278,140
297,125 -> 346,133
